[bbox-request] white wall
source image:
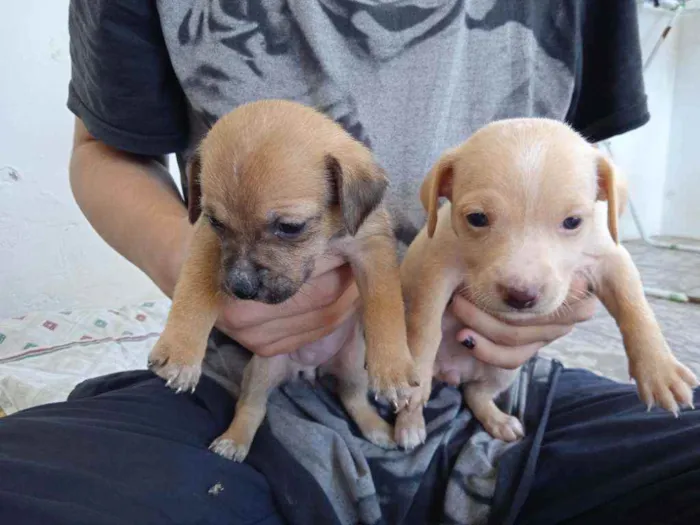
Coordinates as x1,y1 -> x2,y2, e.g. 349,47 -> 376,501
0,0 -> 164,318
612,4 -> 700,241
663,11 -> 700,237
612,6 -> 681,241
0,2 -> 697,318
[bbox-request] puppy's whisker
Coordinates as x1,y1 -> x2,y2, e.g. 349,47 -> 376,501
455,284 -> 470,298
557,300 -> 575,320
463,287 -> 499,317
361,231 -> 395,242
580,268 -> 601,292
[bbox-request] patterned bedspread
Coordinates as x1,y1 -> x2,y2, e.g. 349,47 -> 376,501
0,300 -> 170,416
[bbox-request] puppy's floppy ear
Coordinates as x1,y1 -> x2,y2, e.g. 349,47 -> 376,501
420,150 -> 455,238
596,153 -> 627,245
186,150 -> 203,225
326,151 -> 389,236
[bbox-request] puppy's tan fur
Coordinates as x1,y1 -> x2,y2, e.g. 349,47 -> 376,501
148,100 -> 418,461
395,118 -> 698,449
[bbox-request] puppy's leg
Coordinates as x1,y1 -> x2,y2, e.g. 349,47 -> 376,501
463,372 -> 523,442
148,220 -> 221,393
210,355 -> 289,462
347,218 -> 420,408
328,324 -> 396,449
394,248 -> 459,450
597,245 -> 699,414
404,271 -> 458,406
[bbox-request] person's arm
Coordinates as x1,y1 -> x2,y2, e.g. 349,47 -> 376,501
69,118 -> 191,298
67,0 -> 193,295
67,0 -> 360,358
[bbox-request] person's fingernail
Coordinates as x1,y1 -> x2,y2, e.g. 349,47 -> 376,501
461,336 -> 475,349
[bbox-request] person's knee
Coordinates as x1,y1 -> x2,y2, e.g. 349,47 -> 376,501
68,370 -> 155,400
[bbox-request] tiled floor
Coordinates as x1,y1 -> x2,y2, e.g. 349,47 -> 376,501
541,238 -> 700,382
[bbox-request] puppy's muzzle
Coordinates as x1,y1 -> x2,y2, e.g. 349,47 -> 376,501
498,284 -> 541,310
224,264 -> 260,301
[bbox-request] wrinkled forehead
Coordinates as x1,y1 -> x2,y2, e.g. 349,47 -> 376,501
201,136 -> 328,220
454,127 -> 598,201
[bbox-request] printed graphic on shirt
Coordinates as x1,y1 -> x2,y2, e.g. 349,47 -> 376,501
69,0 -> 646,240
158,0 -> 576,240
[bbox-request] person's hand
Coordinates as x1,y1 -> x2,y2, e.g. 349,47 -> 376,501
216,255 -> 360,357
449,276 -> 597,369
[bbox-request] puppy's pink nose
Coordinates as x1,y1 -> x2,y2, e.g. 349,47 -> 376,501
500,286 -> 540,310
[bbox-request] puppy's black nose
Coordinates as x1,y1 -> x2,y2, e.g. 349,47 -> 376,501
225,271 -> 259,300
502,286 -> 539,310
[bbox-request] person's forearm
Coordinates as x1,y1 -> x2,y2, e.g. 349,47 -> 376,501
69,118 -> 191,297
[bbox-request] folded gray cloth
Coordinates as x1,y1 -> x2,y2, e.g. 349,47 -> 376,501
202,329 -> 551,525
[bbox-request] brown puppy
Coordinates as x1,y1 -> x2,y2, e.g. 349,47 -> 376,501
395,118 -> 699,449
148,99 -> 418,461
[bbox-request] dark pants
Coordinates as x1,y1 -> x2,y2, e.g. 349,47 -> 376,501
1,368 -> 698,525
493,365 -> 700,525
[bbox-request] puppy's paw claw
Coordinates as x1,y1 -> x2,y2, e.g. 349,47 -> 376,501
162,363 -> 202,393
148,340 -> 202,393
209,437 -> 250,462
632,356 -> 697,415
367,355 -> 421,408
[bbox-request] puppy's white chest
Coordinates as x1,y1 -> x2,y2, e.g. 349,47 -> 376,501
286,313 -> 359,376
432,313 -> 520,397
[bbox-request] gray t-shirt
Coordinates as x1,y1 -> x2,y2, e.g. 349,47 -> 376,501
67,2 -> 649,524
68,0 -> 649,242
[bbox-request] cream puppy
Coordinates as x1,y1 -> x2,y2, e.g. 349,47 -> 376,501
395,118 -> 698,449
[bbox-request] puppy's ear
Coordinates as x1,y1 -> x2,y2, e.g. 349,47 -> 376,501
186,150 -> 203,225
326,152 -> 388,236
420,151 -> 455,238
596,153 -> 627,245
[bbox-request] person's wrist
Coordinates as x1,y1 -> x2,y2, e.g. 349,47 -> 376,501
146,214 -> 193,298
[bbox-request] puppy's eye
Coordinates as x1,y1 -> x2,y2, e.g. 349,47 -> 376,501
276,221 -> 306,239
207,215 -> 225,232
562,216 -> 583,230
466,212 -> 489,228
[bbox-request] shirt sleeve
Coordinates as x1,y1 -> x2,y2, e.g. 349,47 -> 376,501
566,0 -> 651,143
67,0 -> 189,155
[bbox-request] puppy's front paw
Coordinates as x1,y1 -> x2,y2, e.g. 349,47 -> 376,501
481,412 -> 525,442
148,337 -> 203,394
631,353 -> 698,416
367,351 -> 420,410
209,437 -> 250,462
395,407 -> 426,451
